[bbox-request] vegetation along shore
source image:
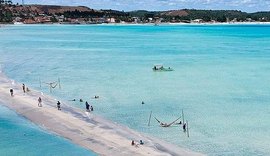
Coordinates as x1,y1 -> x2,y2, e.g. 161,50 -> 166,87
1,1 -> 270,24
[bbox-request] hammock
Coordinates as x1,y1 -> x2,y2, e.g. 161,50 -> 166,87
45,81 -> 58,89
154,117 -> 181,127
50,82 -> 58,88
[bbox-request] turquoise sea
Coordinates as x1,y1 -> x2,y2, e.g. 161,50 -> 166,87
0,104 -> 96,156
0,24 -> 270,155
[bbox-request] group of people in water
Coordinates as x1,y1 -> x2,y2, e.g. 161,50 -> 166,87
57,99 -> 95,112
70,98 -> 94,112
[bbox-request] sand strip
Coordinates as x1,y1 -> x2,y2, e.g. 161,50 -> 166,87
0,73 -> 204,156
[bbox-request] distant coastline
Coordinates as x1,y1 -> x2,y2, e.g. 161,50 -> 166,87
2,22 -> 270,26
1,4 -> 270,25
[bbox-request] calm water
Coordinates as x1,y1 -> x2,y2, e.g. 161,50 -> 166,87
0,104 -> 96,156
1,24 -> 270,155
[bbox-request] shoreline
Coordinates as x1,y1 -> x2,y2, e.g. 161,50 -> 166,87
0,72 -> 203,156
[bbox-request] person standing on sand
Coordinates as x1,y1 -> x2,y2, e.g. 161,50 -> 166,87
57,101 -> 61,110
10,88 -> 13,96
38,97 -> 42,107
22,84 -> 26,93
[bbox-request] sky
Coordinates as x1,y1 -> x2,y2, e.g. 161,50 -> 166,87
12,0 -> 270,12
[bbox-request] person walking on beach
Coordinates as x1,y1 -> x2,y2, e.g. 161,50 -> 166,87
38,97 -> 42,107
57,101 -> 61,110
22,84 -> 26,93
85,101 -> 90,112
10,88 -> 13,97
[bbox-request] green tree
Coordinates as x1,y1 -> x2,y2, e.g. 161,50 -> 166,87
217,15 -> 227,22
50,16 -> 58,23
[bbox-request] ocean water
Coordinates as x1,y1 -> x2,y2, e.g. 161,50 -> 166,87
0,24 -> 270,155
0,104 -> 96,156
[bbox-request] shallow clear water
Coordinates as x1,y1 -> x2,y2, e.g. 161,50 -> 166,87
0,104 -> 96,156
1,24 -> 270,155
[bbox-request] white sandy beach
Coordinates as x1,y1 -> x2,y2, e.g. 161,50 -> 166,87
0,72 -> 203,156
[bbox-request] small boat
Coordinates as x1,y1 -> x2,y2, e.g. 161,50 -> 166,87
152,65 -> 174,72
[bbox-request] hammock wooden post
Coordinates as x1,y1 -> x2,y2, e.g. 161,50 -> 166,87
187,120 -> 190,137
49,83 -> 52,93
58,78 -> 61,89
148,111 -> 152,126
39,77 -> 41,88
182,109 -> 185,126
